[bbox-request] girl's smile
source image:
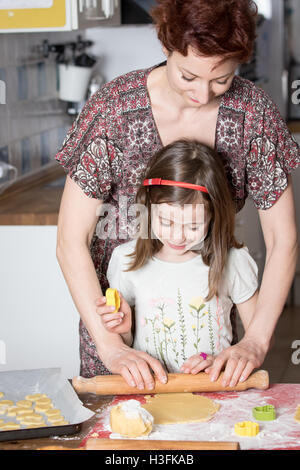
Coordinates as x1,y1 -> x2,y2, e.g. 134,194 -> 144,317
167,241 -> 187,250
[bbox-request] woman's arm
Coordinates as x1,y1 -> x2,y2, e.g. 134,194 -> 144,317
56,176 -> 124,356
56,176 -> 167,388
208,176 -> 298,386
246,176 -> 298,345
235,290 -> 259,331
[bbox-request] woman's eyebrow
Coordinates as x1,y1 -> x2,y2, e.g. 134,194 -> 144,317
181,68 -> 232,79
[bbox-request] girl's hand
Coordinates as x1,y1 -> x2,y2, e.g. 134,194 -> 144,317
205,336 -> 268,388
99,343 -> 168,390
180,353 -> 214,375
96,292 -> 132,335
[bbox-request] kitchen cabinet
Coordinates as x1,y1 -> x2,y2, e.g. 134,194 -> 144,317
0,225 -> 80,378
0,0 -> 120,33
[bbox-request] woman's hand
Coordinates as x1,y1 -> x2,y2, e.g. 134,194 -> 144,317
180,353 -> 214,374
99,343 -> 168,390
205,336 -> 269,387
96,291 -> 131,335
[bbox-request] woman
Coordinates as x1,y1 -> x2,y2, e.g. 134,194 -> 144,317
56,0 -> 299,390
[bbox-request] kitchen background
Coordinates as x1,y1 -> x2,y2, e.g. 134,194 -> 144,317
0,0 -> 299,379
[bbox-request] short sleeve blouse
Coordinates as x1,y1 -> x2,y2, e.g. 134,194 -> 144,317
55,63 -> 300,291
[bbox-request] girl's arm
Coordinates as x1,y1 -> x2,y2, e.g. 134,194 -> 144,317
208,177 -> 298,387
57,176 -> 167,388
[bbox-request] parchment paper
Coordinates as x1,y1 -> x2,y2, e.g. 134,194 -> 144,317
0,368 -> 94,427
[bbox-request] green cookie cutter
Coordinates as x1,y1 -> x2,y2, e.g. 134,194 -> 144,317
252,404 -> 276,421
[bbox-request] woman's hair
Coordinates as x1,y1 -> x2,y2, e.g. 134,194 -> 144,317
151,0 -> 258,64
125,139 -> 243,301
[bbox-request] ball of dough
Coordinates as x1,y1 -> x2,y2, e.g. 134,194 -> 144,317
110,400 -> 153,438
0,392 -> 4,399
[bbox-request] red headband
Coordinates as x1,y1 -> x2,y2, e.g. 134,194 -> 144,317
143,178 -> 209,194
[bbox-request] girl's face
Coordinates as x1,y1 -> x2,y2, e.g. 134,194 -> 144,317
164,47 -> 239,107
151,202 -> 211,260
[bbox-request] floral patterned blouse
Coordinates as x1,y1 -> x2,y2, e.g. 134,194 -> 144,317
55,62 -> 300,378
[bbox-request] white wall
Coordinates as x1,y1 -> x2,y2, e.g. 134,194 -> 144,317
86,25 -> 165,82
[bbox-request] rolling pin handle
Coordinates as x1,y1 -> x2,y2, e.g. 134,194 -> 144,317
247,370 -> 269,390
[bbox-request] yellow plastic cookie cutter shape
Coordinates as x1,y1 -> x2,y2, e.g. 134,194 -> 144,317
234,421 -> 259,437
105,288 -> 120,313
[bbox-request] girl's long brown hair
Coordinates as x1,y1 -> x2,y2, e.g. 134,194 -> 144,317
125,140 -> 243,301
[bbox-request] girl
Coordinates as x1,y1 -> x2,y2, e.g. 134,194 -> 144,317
98,140 -> 259,385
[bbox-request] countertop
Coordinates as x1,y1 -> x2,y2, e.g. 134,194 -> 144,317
0,163 -> 66,226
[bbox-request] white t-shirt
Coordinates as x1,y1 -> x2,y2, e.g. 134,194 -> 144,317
107,239 -> 258,373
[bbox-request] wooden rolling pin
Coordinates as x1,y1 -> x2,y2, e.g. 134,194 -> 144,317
72,369 -> 269,395
85,438 -> 240,450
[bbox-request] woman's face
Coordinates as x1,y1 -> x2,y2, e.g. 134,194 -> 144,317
164,47 -> 239,107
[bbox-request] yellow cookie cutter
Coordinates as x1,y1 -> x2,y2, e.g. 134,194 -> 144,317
234,421 -> 259,437
105,288 -> 120,313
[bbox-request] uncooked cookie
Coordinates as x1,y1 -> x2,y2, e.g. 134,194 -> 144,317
35,403 -> 53,413
25,393 -> 47,401
16,410 -> 35,421
45,408 -> 61,417
142,393 -> 220,425
0,421 -> 21,430
294,405 -> 300,423
0,392 -> 4,399
110,400 -> 153,438
21,413 -> 44,424
16,400 -> 32,408
47,414 -> 65,424
7,406 -> 28,417
49,419 -> 69,426
24,423 -> 47,428
35,397 -> 52,406
0,400 -> 14,408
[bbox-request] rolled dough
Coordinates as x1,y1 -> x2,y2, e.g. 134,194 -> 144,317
142,393 -> 220,425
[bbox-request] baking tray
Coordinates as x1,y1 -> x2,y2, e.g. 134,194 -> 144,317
0,368 -> 94,442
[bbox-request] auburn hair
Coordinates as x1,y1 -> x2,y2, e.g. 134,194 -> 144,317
125,140 -> 243,301
151,0 -> 258,64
